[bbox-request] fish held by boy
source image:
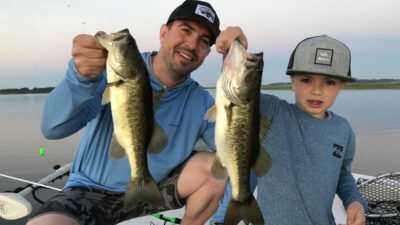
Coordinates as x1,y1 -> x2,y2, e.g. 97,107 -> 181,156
205,40 -> 271,225
96,29 -> 168,209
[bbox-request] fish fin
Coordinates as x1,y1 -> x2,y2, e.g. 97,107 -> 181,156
147,122 -> 168,155
109,134 -> 127,160
252,145 -> 271,177
225,104 -> 233,127
123,176 -> 164,210
259,114 -> 270,142
224,196 -> 264,225
204,105 -> 217,122
102,86 -> 111,105
211,154 -> 228,179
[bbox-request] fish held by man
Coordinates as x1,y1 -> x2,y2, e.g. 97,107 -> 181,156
205,40 -> 271,225
95,29 -> 168,209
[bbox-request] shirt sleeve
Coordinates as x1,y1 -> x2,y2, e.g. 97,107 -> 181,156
41,58 -> 107,139
201,92 -> 216,151
259,93 -> 284,121
336,129 -> 368,211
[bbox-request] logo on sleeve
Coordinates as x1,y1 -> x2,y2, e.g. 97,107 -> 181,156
332,143 -> 343,159
195,4 -> 215,23
315,48 -> 333,66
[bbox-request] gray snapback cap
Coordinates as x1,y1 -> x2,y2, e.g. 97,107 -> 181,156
286,34 -> 356,82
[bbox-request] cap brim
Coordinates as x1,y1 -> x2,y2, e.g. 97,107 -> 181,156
286,70 -> 357,82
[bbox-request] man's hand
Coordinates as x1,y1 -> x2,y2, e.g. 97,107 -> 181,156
339,202 -> 365,225
215,26 -> 248,55
71,32 -> 107,79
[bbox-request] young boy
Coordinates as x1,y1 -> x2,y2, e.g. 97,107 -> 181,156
210,35 -> 367,225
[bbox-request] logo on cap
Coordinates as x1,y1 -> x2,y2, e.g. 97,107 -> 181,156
315,48 -> 333,66
195,4 -> 215,23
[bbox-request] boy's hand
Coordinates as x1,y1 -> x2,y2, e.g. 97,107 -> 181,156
339,201 -> 365,225
215,26 -> 248,55
71,32 -> 108,79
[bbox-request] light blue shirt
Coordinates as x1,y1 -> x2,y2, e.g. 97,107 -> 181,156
41,52 -> 216,192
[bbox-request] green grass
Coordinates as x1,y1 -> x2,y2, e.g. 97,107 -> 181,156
344,83 -> 400,89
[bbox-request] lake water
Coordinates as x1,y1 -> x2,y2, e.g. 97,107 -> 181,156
1,90 -> 400,224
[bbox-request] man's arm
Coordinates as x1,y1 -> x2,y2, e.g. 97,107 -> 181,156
41,33 -> 108,139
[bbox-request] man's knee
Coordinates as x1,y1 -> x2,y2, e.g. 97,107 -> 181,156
194,152 -> 228,196
177,152 -> 227,198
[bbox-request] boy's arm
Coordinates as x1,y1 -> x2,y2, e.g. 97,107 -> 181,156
41,58 -> 106,139
336,130 -> 367,209
338,201 -> 366,225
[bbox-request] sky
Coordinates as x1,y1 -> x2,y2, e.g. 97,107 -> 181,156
1,0 -> 399,89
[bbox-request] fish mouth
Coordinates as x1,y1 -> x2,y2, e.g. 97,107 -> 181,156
110,63 -> 128,80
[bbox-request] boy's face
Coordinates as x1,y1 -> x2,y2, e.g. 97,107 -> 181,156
290,74 -> 347,119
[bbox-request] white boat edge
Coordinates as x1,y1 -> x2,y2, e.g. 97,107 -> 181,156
0,161 -> 375,224
119,173 -> 375,225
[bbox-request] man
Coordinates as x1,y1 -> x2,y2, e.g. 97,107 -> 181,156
27,1 -> 247,225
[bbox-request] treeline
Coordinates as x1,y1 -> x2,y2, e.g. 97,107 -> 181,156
0,87 -> 54,95
261,78 -> 400,90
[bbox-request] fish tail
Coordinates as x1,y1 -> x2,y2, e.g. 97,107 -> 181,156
123,176 -> 164,210
224,196 -> 264,225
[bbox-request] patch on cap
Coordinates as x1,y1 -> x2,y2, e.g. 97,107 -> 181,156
195,4 -> 215,23
315,48 -> 333,66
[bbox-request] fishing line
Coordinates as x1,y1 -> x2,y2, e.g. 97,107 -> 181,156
61,0 -> 95,35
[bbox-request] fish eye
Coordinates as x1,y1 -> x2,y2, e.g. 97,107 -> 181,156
128,43 -> 135,49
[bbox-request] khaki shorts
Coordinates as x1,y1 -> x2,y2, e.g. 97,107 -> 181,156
28,158 -> 190,225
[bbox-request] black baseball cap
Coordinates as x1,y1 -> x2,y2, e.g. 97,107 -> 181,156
167,0 -> 220,45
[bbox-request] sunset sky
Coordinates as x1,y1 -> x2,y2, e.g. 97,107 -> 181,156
1,0 -> 399,89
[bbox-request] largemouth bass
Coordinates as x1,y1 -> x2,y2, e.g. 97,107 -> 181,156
96,29 -> 167,209
205,40 -> 271,225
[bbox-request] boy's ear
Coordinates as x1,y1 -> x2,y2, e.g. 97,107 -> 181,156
341,81 -> 348,89
290,75 -> 296,91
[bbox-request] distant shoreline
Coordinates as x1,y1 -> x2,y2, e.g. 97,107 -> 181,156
260,83 -> 400,90
0,87 -> 54,95
1,79 -> 400,95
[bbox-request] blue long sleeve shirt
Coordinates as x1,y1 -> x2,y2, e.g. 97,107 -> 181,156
41,51 -> 216,192
211,94 -> 367,225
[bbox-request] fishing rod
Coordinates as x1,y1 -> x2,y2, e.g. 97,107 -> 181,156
0,163 -> 71,220
152,213 -> 182,225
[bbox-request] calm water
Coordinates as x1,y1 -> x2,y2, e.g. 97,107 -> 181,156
1,90 -> 400,224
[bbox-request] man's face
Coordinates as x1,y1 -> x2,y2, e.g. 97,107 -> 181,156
159,19 -> 212,80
